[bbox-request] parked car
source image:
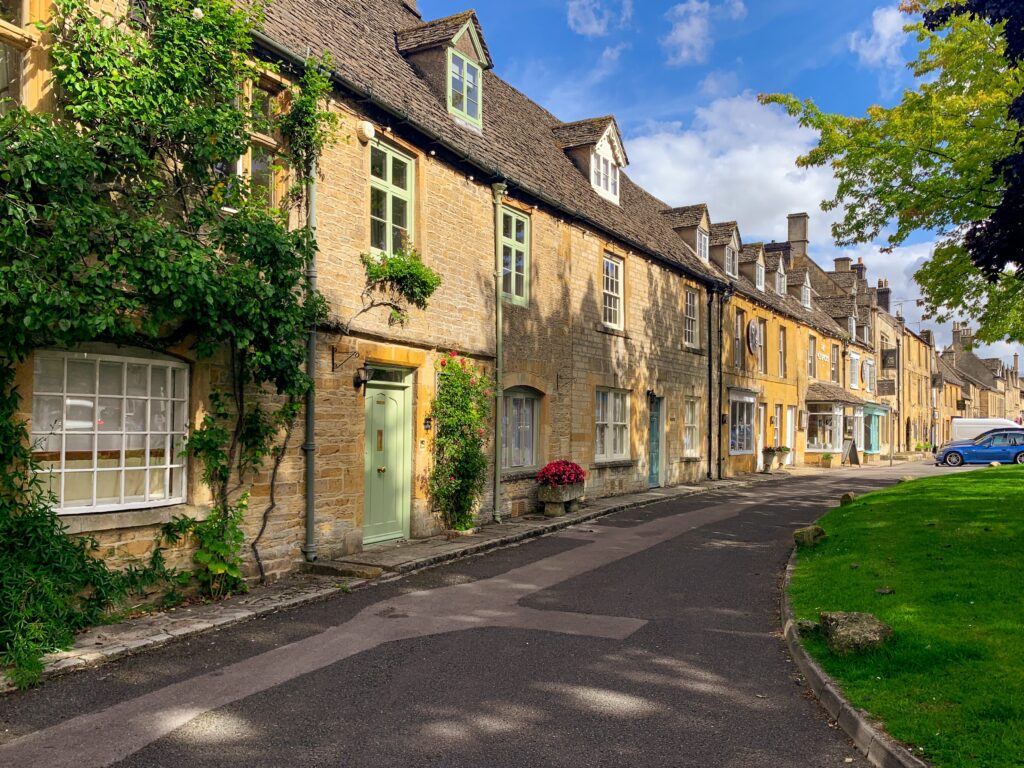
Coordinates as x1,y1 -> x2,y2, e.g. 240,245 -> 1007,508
948,417 -> 1020,442
936,430 -> 1024,466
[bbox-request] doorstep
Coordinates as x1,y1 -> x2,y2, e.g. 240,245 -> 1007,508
3,474 -> 772,693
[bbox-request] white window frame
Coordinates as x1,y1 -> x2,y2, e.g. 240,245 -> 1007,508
684,397 -> 700,458
729,392 -> 755,455
602,253 -> 624,330
502,388 -> 539,469
778,326 -> 787,378
850,352 -> 860,389
595,388 -> 630,461
848,316 -> 856,338
831,344 -> 840,383
590,150 -> 620,202
697,229 -> 709,262
776,270 -> 786,295
724,246 -> 737,276
31,350 -> 189,515
864,360 -> 875,393
807,403 -> 842,452
807,335 -> 816,378
757,318 -> 768,373
684,288 -> 699,348
801,283 -> 811,308
755,263 -> 765,291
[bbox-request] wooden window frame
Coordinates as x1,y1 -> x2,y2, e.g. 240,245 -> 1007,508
500,206 -> 530,306
369,140 -> 415,255
602,253 -> 624,330
447,48 -> 483,128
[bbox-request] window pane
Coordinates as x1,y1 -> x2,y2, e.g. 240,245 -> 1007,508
251,145 -> 273,203
95,470 -> 120,505
370,147 -> 387,180
151,399 -> 169,432
127,364 -> 148,396
98,362 -> 123,395
124,468 -> 146,502
148,434 -> 167,466
515,250 -> 525,296
33,395 -> 64,436
125,399 -> 147,432
67,360 -> 96,394
170,467 -> 184,499
66,397 -> 95,431
171,400 -> 186,432
173,368 -> 187,399
391,157 -> 408,190
502,245 -> 512,294
515,218 -> 525,244
0,42 -> 21,115
148,468 -> 167,501
66,433 -> 94,467
502,213 -> 512,239
35,356 -> 64,393
64,472 -> 93,507
97,397 -> 122,432
98,433 -> 121,466
392,196 -> 408,231
125,433 -> 146,466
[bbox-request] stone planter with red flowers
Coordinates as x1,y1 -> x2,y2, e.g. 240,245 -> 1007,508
536,460 -> 586,517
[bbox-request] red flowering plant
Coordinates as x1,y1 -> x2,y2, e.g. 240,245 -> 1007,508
427,351 -> 493,530
536,460 -> 586,488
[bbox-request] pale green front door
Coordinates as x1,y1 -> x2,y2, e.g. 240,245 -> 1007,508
363,374 -> 411,544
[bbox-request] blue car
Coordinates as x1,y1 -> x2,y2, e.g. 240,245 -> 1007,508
936,430 -> 1024,466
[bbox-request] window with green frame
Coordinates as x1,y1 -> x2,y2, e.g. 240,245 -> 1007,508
447,49 -> 482,127
369,142 -> 413,254
501,207 -> 529,305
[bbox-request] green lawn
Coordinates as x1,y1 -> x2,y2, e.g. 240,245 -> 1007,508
789,467 -> 1024,767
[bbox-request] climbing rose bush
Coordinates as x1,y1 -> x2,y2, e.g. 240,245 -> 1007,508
536,460 -> 585,487
427,352 -> 492,530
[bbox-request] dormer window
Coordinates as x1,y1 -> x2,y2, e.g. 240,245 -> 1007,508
448,49 -> 482,128
776,270 -> 786,294
801,282 -> 811,309
698,230 -> 710,262
724,245 -> 737,275
552,115 -> 628,206
848,316 -> 856,338
591,151 -> 619,196
755,263 -> 765,291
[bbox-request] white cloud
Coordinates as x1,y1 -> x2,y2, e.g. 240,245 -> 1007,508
698,69 -> 739,97
660,0 -> 747,67
566,0 -> 632,37
625,93 -> 1024,366
661,1 -> 711,66
849,6 -> 906,68
628,93 -> 839,242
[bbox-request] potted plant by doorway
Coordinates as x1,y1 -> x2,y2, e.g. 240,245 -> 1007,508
761,446 -> 777,473
776,446 -> 791,468
820,451 -> 835,469
536,460 -> 586,517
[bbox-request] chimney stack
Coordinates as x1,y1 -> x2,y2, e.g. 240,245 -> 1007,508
876,278 -> 891,313
787,212 -> 809,260
952,322 -> 974,350
834,256 -> 852,272
852,256 -> 866,280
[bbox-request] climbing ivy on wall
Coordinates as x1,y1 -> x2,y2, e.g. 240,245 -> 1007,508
0,0 -> 335,685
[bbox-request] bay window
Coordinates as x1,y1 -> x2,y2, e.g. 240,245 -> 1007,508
31,350 -> 189,513
807,403 -> 841,452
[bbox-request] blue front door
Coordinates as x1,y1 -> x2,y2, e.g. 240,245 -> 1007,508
648,397 -> 662,488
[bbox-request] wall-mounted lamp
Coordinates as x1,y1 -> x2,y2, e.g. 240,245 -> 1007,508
353,362 -> 376,393
356,120 -> 376,143
423,416 -> 433,432
646,389 -> 658,400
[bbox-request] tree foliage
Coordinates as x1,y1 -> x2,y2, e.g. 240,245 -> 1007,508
760,1 -> 1024,342
0,0 -> 333,684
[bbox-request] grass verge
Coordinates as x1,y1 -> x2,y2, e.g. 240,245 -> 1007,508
789,466 -> 1024,767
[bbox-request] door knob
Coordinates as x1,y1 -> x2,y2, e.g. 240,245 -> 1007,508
377,466 -> 387,473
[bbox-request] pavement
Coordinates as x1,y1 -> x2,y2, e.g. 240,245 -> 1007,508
0,460 -> 949,767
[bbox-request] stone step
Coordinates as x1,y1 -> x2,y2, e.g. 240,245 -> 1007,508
302,560 -> 385,580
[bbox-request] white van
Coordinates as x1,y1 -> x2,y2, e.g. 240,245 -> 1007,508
949,417 -> 1021,443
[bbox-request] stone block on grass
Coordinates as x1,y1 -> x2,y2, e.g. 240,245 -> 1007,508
794,525 -> 826,547
820,611 -> 893,655
840,492 -> 856,506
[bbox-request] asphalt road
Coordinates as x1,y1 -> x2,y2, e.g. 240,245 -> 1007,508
0,462 -> 955,767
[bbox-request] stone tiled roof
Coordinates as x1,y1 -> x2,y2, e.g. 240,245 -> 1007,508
550,116 -> 627,159
728,268 -> 853,344
763,241 -> 791,256
662,204 -> 707,229
806,381 -> 865,405
936,356 -> 965,388
816,296 -> 857,320
261,0 -> 717,282
942,349 -> 998,390
764,252 -> 782,272
829,271 -> 858,291
395,10 -> 493,67
710,221 -> 738,247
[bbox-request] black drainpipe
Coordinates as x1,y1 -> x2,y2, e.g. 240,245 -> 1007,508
717,288 -> 730,479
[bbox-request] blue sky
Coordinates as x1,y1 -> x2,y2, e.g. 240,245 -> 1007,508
418,0 -> 1021,363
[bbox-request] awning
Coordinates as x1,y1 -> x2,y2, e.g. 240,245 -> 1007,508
805,381 -> 866,406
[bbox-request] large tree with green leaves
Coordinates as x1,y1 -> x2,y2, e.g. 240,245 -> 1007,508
0,0 -> 334,685
760,0 -> 1024,344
